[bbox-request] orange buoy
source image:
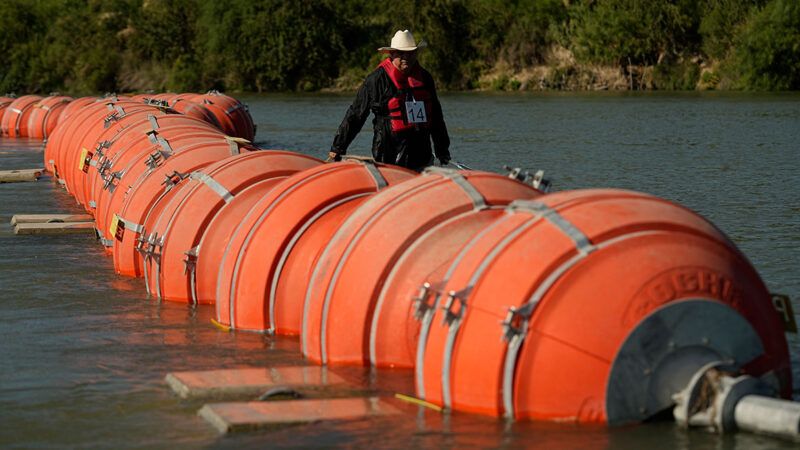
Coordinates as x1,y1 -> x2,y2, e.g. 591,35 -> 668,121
414,189 -> 791,424
192,179 -> 287,304
168,98 -> 222,130
0,97 -> 15,123
63,104 -> 165,205
42,97 -> 100,173
215,160 -> 416,334
83,115 -> 220,214
49,100 -> 143,183
301,168 -> 542,366
369,208 -> 509,368
109,137 -> 255,276
141,151 -> 321,303
1,95 -> 43,137
93,128 -> 233,253
198,91 -> 255,141
26,96 -> 73,140
57,96 -> 99,125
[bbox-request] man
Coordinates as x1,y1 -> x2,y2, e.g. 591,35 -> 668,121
328,30 -> 450,171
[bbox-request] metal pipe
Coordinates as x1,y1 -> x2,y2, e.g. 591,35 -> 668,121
734,395 -> 800,440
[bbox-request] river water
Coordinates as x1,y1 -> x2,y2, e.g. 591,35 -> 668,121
0,92 -> 798,448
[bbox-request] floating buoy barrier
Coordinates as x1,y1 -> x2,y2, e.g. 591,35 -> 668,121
413,189 -> 791,424
1,95 -> 43,137
301,167 -> 544,367
26,95 -> 73,140
2,91 -> 797,441
215,159 -> 416,333
141,150 -> 321,302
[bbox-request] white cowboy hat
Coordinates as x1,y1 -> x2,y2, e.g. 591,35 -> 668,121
378,30 -> 427,53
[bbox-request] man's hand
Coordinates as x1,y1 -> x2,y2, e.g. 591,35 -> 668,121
326,151 -> 341,162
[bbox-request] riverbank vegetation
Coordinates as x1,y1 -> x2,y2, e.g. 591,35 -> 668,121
1,0 -> 798,94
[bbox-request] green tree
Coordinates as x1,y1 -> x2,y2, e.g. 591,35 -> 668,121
732,0 -> 800,89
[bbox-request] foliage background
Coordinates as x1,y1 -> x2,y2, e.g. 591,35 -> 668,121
0,0 -> 798,94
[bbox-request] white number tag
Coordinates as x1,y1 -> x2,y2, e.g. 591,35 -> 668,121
405,101 -> 427,124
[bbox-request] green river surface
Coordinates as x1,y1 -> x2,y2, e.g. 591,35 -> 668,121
0,92 -> 798,448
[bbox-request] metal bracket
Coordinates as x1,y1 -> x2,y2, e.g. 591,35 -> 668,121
412,282 -> 434,320
501,306 -> 527,342
161,170 -> 189,192
441,288 -> 471,326
183,246 -> 199,275
102,170 -> 124,192
503,165 -> 552,192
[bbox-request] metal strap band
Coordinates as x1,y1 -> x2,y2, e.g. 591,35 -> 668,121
361,160 -> 388,189
89,200 -> 96,208
10,108 -> 21,114
89,159 -> 98,167
225,103 -> 245,114
148,114 -> 159,130
157,136 -> 173,154
100,238 -> 114,247
501,230 -> 649,419
413,213 -> 515,398
183,246 -> 200,305
226,137 -> 240,155
121,217 -> 145,234
185,245 -> 200,258
225,165 -> 342,330
190,172 -> 234,203
423,167 -> 486,209
146,130 -> 158,144
313,176 -> 441,363
510,200 -> 594,254
114,105 -> 126,116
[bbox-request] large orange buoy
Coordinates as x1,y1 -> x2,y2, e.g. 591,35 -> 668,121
369,208 -> 509,368
109,137 -> 255,276
84,116 -> 221,216
94,129 -> 234,252
302,168 -> 542,366
1,95 -> 43,137
56,96 -> 99,125
63,104 -> 164,205
141,151 -> 321,303
215,160 -> 416,334
192,179 -> 286,305
414,189 -> 791,424
45,98 -> 119,176
48,99 -> 143,183
0,97 -> 15,123
168,98 -> 222,130
26,96 -> 73,140
198,90 -> 255,141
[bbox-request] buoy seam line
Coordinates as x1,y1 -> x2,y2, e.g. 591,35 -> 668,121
301,173 -> 437,354
317,175 -> 447,364
501,229 -> 661,419
225,165 -> 333,329
269,193 -> 371,334
415,211 -> 517,399
440,211 -> 547,409
162,153 -> 304,297
369,206 -> 505,366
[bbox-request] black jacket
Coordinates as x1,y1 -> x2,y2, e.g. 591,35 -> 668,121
330,63 -> 450,171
